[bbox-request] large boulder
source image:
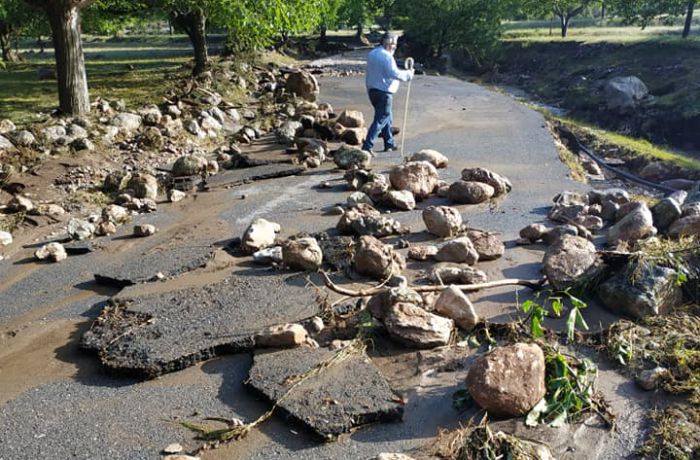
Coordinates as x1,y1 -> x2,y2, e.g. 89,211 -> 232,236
172,155 -> 207,177
448,181 -> 495,204
336,110 -> 365,128
598,263 -> 683,320
276,120 -> 303,144
460,168 -> 511,196
652,196 -> 683,232
408,149 -> 448,169
126,173 -> 159,200
435,237 -> 479,265
0,135 -> 15,151
286,70 -> 320,101
354,235 -> 406,280
338,127 -> 367,146
389,161 -> 439,199
422,206 -> 462,237
333,144 -> 372,170
669,215 -> 700,238
110,113 -> 143,132
383,303 -> 453,349
608,203 -> 656,244
465,343 -> 546,417
433,286 -> 479,331
604,76 -> 649,112
241,218 -> 281,254
337,204 -> 403,237
0,119 -> 16,135
282,237 -> 323,271
384,190 -> 416,211
543,235 -> 599,290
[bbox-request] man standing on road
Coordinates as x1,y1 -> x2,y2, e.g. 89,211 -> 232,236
362,33 -> 414,154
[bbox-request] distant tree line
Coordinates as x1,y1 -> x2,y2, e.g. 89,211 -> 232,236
0,0 -> 697,115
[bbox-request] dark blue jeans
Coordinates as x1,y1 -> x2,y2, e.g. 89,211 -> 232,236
362,89 -> 394,151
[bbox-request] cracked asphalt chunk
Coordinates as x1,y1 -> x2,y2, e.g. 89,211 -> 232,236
94,245 -> 215,287
81,273 -> 318,378
208,164 -> 306,188
247,347 -> 404,440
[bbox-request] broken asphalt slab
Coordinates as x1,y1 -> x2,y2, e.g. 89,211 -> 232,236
94,245 -> 215,287
207,164 -> 307,189
246,347 -> 403,440
81,273 -> 319,378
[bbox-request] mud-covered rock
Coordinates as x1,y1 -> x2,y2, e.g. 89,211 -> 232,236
467,230 -> 505,261
460,167 -> 511,196
255,323 -> 309,348
333,144 -> 372,170
282,237 -> 323,271
433,286 -> 478,331
408,149 -> 448,169
127,173 -> 159,200
172,155 -> 207,177
384,190 -> 416,211
354,235 -> 406,280
337,204 -> 403,237
286,70 -> 319,101
134,224 -> 157,237
384,303 -> 453,349
407,245 -> 438,261
435,237 -> 479,265
448,181 -> 495,204
519,223 -> 548,243
422,206 -> 462,237
389,161 -> 439,199
465,342 -> 546,417
336,110 -> 365,128
427,263 -> 488,284
543,235 -> 599,290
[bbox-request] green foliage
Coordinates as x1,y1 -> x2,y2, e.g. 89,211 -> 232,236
609,0 -> 695,28
526,348 -> 603,427
451,389 -> 474,411
520,289 -> 589,341
400,0 -> 512,62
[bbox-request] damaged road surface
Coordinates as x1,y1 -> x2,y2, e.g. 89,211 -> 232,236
247,347 -> 404,439
82,273 -> 318,377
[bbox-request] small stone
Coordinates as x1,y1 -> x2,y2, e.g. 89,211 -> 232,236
384,190 -> 416,211
652,197 -> 683,232
168,189 -> 186,203
389,161 -> 439,199
163,456 -> 200,460
282,237 -> 323,271
407,245 -> 438,261
162,443 -> 183,454
435,237 -> 479,265
347,191 -> 373,206
102,204 -> 129,224
636,367 -> 670,391
433,286 -> 479,331
307,316 -> 325,334
408,149 -> 448,169
448,181 -> 495,204
669,215 -> 700,238
35,242 -> 67,263
0,231 -> 13,246
519,223 -> 548,242
95,220 -> 117,236
172,154 -> 208,177
134,224 -> 157,237
372,454 -> 416,460
241,218 -> 281,254
8,195 -> 34,213
427,263 -> 488,284
542,224 -> 579,245
422,206 -> 462,237
255,323 -> 308,348
67,218 -> 95,240
336,110 -> 365,128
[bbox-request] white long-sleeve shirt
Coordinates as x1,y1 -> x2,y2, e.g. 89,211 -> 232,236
365,46 -> 412,94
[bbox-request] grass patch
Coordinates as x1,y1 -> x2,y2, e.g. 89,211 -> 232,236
65,189 -> 113,209
639,405 -> 700,460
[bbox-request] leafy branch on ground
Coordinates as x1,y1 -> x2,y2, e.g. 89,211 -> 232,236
520,288 -> 589,342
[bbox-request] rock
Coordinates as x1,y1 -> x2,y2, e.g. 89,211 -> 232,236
448,181 -> 495,204
12,130 -> 35,146
307,316 -> 324,334
669,215 -> 700,238
636,367 -> 670,391
384,190 -> 416,211
337,204 -> 403,237
354,235 -> 406,280
103,171 -> 127,193
246,347 -> 402,438
168,189 -> 186,202
333,144 -> 372,170
276,120 -> 303,144
71,137 -> 94,151
577,214 -> 605,231
661,178 -> 697,191
134,224 -> 157,237
110,113 -> 142,131
435,237 -> 479,265
253,246 -> 283,264
41,125 -> 67,143
34,242 -> 67,263
408,149 -> 448,168
583,159 -> 603,175
588,188 -> 631,205
286,70 -> 319,101
282,237 -> 323,271
422,206 -> 462,237
368,286 -> 425,319
0,119 -> 16,134
67,123 -> 88,139
432,265 -> 488,286
347,191 -> 374,206
461,167 -> 511,196
384,303 -> 453,348
604,76 -> 649,112
372,454 -> 415,460
255,323 -> 308,348
542,224 -> 580,245
336,110 -> 365,128
162,443 -> 183,455
67,219 -> 95,240
407,245 -> 438,261
0,135 -> 14,150
389,161 -> 439,199
520,223 -> 548,242
163,454 -> 199,460
95,220 -> 117,236
338,127 -> 367,146
241,218 -> 281,254
8,195 -> 34,213
172,154 -> 207,177
682,202 -> 700,218
433,286 -> 479,331
543,236 -> 599,290
185,119 -> 202,136
652,197 -> 683,232
467,230 -> 505,261
466,343 -> 546,417
639,162 -> 672,181
126,173 -> 159,200
102,205 -> 129,224
608,203 -> 656,244
598,263 -> 683,320
0,231 -> 12,246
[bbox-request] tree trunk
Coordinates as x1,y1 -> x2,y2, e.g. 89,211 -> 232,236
47,4 -> 90,115
683,0 -> 695,38
601,2 -> 606,20
356,23 -> 363,39
0,31 -> 11,62
560,15 -> 570,37
320,25 -> 327,44
171,9 -> 209,76
38,35 -> 46,54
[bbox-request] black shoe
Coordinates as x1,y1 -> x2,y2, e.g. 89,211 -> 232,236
384,145 -> 398,152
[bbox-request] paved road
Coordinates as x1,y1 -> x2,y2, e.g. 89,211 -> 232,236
0,60 -> 645,460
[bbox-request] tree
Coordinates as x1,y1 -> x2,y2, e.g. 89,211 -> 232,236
319,0 -> 343,42
0,0 -> 38,62
611,0 -> 697,38
523,0 -> 595,37
339,0 -> 378,38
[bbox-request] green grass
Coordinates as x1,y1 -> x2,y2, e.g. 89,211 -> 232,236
0,35 -> 194,124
